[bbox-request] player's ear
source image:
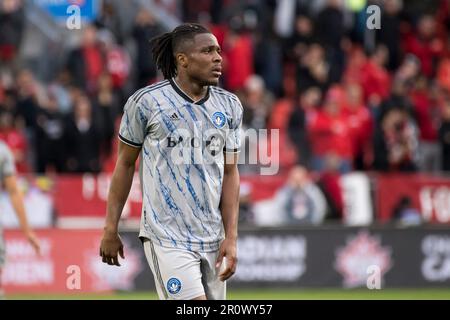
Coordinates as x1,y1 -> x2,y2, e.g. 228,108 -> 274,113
176,52 -> 188,68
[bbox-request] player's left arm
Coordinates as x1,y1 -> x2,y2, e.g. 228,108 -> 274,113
4,175 -> 41,255
217,153 -> 239,281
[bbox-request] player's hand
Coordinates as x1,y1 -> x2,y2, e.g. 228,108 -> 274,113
26,231 -> 41,256
216,237 -> 237,281
100,231 -> 125,266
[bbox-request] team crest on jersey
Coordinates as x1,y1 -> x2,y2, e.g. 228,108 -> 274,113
212,111 -> 226,128
167,277 -> 182,294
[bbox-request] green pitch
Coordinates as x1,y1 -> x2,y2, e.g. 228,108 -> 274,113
6,288 -> 450,300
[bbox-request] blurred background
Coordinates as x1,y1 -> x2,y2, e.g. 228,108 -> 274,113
1,0 -> 450,299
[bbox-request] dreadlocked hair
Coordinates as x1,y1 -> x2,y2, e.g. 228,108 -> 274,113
150,23 -> 211,79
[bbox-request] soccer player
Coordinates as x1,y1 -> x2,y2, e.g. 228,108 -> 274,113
0,141 -> 41,296
100,23 -> 242,300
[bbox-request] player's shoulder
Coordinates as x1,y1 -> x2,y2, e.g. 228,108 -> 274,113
0,141 -> 12,159
210,86 -> 240,103
210,86 -> 243,114
0,141 -> 9,153
129,79 -> 171,104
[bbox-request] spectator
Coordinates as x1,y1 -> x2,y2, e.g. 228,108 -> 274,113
98,30 -> 130,91
437,54 -> 450,92
411,77 -> 441,172
377,0 -> 403,71
66,24 -> 105,94
316,155 -> 345,221
254,30 -> 284,96
274,165 -> 327,225
222,16 -> 254,91
439,97 -> 450,171
315,0 -> 345,51
360,45 -> 392,104
314,0 -> 346,83
35,93 -> 67,173
65,95 -> 102,173
15,69 -> 42,131
392,196 -> 422,226
94,0 -> 123,44
14,69 -> 45,170
288,87 -> 322,167
93,72 -> 119,159
0,0 -> 25,65
132,10 -> 163,88
285,13 -> 314,62
403,14 -> 445,78
343,82 -> 373,170
308,86 -> 353,173
373,106 -> 419,171
297,43 -> 329,93
241,75 -> 273,130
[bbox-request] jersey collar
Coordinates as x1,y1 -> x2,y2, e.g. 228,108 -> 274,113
170,78 -> 210,105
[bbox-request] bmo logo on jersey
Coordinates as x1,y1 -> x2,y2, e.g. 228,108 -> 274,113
167,277 -> 182,294
167,131 -> 225,156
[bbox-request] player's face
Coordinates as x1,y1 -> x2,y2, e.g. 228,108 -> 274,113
185,33 -> 222,86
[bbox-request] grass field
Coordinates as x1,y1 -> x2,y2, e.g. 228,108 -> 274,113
6,288 -> 450,300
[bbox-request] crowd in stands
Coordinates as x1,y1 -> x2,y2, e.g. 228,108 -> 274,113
1,0 -> 450,224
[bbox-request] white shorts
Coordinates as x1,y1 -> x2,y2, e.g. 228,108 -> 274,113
143,239 -> 226,300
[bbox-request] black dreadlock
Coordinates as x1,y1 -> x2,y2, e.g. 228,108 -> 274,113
150,23 -> 211,79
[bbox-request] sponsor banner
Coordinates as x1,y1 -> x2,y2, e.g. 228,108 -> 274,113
2,172 -> 447,226
231,227 -> 450,288
3,227 -> 450,292
53,173 -> 142,219
2,229 -> 147,294
377,174 -> 450,223
421,234 -> 450,283
231,233 -> 307,285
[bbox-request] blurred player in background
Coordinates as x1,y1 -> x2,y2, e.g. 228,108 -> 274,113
0,141 -> 41,298
100,23 -> 242,300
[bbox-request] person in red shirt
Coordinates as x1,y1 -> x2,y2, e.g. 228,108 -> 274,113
222,22 -> 253,91
403,14 -> 445,78
342,82 -> 373,170
66,25 -> 105,94
307,86 -> 353,173
360,45 -> 391,103
410,76 -> 441,171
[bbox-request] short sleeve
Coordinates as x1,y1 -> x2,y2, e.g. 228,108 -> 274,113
0,144 -> 16,178
118,96 -> 150,148
224,97 -> 243,153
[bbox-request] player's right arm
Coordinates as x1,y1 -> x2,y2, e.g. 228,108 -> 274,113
100,141 -> 141,266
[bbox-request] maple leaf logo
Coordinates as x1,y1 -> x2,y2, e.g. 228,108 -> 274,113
335,231 -> 392,287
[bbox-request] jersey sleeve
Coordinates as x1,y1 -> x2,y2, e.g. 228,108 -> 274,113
224,97 -> 243,153
118,96 -> 151,148
0,144 -> 16,178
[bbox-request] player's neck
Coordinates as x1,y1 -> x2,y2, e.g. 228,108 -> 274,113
174,75 -> 207,102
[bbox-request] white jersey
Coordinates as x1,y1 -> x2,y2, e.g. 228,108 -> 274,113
119,79 -> 242,252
